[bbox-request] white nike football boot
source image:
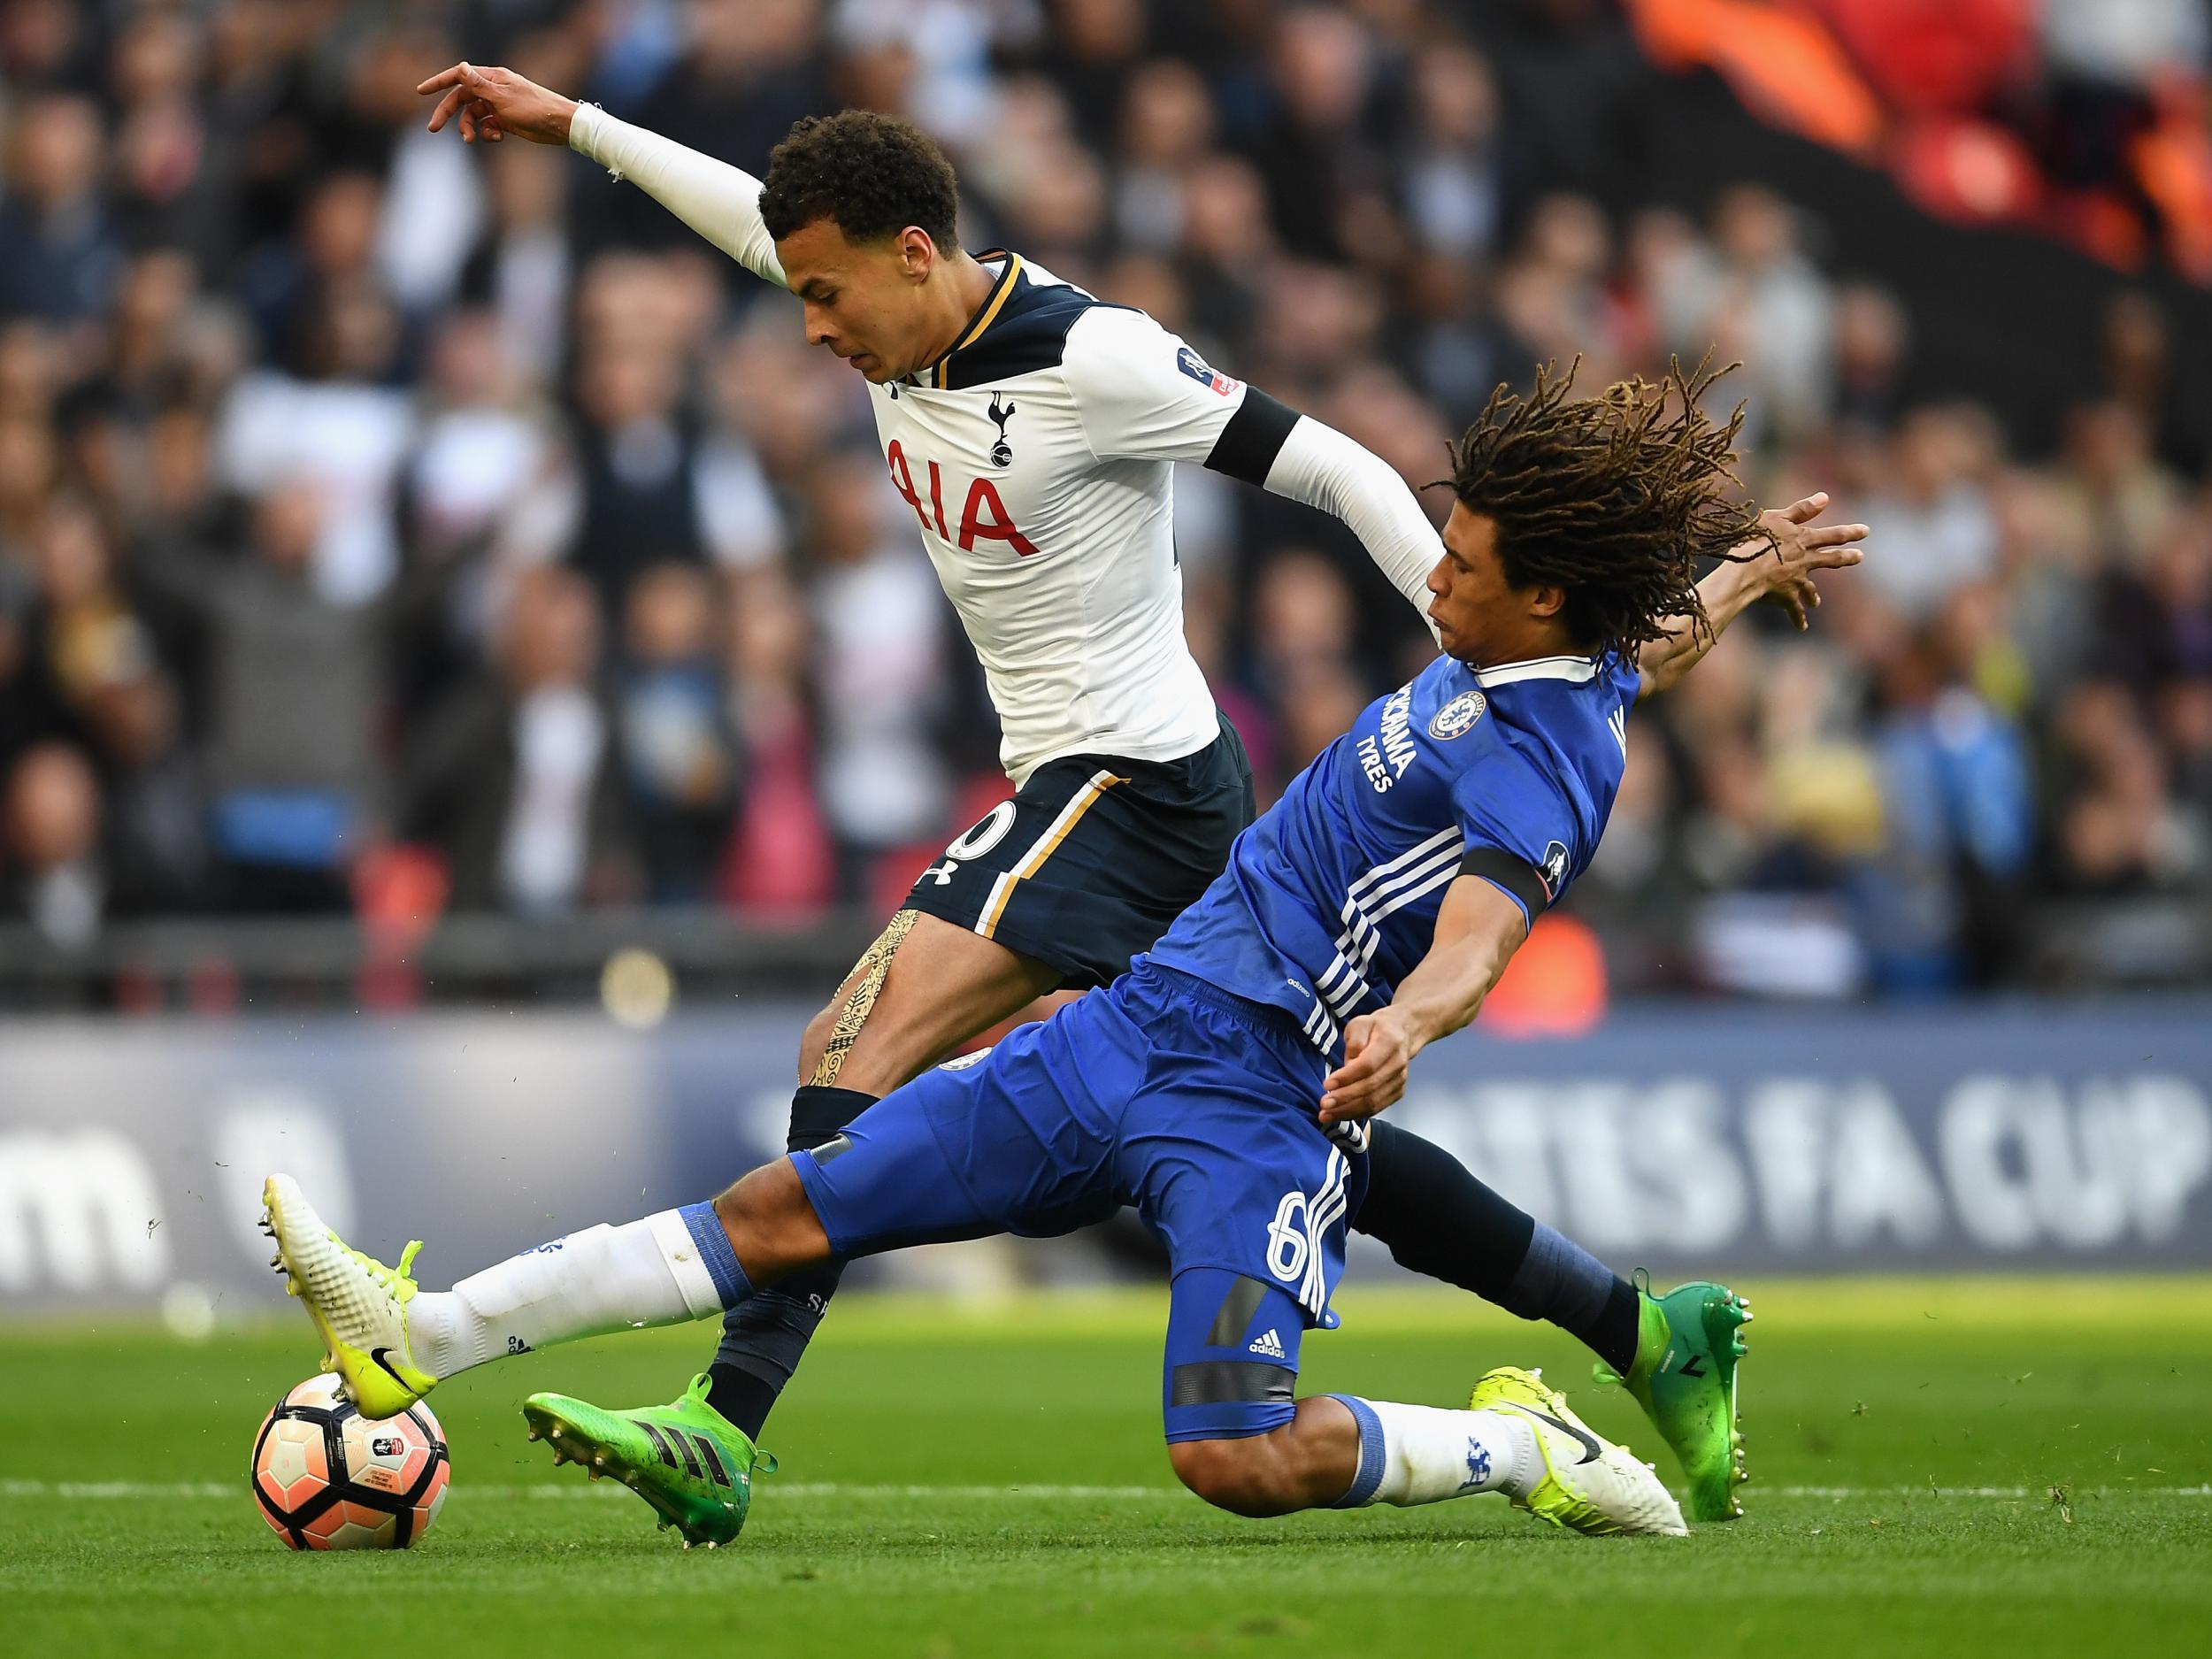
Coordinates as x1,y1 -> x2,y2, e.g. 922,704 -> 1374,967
261,1173 -> 438,1419
1470,1365 -> 1687,1537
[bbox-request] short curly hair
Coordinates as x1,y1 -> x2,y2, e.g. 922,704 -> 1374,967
758,111 -> 961,250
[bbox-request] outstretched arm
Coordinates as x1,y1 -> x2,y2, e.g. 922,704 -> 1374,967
1634,492 -> 1868,702
1317,875 -> 1529,1125
417,62 -> 787,289
1056,309 -> 1443,632
1248,411 -> 1447,638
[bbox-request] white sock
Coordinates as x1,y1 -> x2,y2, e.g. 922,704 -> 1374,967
409,1207 -> 741,1379
1327,1395 -> 1536,1507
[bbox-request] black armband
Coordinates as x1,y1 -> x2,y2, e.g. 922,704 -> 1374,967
1458,847 -> 1549,921
1202,387 -> 1300,486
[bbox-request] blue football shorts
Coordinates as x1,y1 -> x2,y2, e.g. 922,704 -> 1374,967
791,957 -> 1368,1442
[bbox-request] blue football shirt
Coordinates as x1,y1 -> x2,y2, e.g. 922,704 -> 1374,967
1147,649 -> 1639,1054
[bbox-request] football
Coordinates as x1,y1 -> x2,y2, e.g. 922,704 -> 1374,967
250,1374 -> 450,1550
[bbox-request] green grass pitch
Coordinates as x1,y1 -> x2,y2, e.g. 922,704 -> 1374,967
5,1279 -> 2208,1658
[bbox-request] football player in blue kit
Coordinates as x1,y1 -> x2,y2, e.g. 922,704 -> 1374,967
265,363 -> 1868,1541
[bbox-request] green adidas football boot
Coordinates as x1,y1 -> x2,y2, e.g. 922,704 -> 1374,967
523,1374 -> 775,1548
1595,1272 -> 1752,1522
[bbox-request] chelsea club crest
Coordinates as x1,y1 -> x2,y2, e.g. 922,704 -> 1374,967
1428,690 -> 1486,740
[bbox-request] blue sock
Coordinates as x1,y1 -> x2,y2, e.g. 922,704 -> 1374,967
679,1201 -> 752,1310
1327,1394 -> 1388,1508
1509,1222 -> 1639,1374
705,1084 -> 874,1435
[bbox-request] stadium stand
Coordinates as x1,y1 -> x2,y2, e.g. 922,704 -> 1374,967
2,0 -> 2209,1006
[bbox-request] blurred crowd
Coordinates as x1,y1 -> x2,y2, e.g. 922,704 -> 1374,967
2,0 -> 2210,998
1628,0 -> 2212,283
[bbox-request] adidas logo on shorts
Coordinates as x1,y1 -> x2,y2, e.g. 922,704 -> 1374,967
1248,1328 -> 1286,1359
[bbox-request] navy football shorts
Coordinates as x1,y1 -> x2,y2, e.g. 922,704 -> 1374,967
791,958 -> 1367,1442
902,716 -> 1254,991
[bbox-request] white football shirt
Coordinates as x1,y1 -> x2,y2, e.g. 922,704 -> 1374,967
859,252 -> 1238,780
571,109 -> 1443,784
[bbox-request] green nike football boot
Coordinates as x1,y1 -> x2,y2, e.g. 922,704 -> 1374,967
1594,1272 -> 1753,1522
522,1373 -> 775,1548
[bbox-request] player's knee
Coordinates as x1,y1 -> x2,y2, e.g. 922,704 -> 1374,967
710,1161 -> 829,1278
1168,1435 -> 1302,1517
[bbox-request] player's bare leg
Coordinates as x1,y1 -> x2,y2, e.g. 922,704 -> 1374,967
1166,1374 -> 1683,1536
511,910 -> 1064,1542
512,1163 -> 848,1544
793,908 -> 1064,1095
267,1151 -> 856,1548
704,909 -> 1063,1420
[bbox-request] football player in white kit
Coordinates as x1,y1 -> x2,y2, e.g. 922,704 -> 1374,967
412,62 -> 1800,1543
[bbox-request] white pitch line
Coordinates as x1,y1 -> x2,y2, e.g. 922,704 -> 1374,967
742,1483 -> 1174,1501
5,1479 -> 2208,1503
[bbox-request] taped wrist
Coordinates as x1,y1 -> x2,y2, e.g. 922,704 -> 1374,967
787,1084 -> 879,1153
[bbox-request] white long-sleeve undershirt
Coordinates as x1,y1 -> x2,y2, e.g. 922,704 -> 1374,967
1261,415 -> 1445,640
567,104 -> 787,288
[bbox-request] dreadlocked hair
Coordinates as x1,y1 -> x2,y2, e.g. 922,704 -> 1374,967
1441,357 -> 1770,662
